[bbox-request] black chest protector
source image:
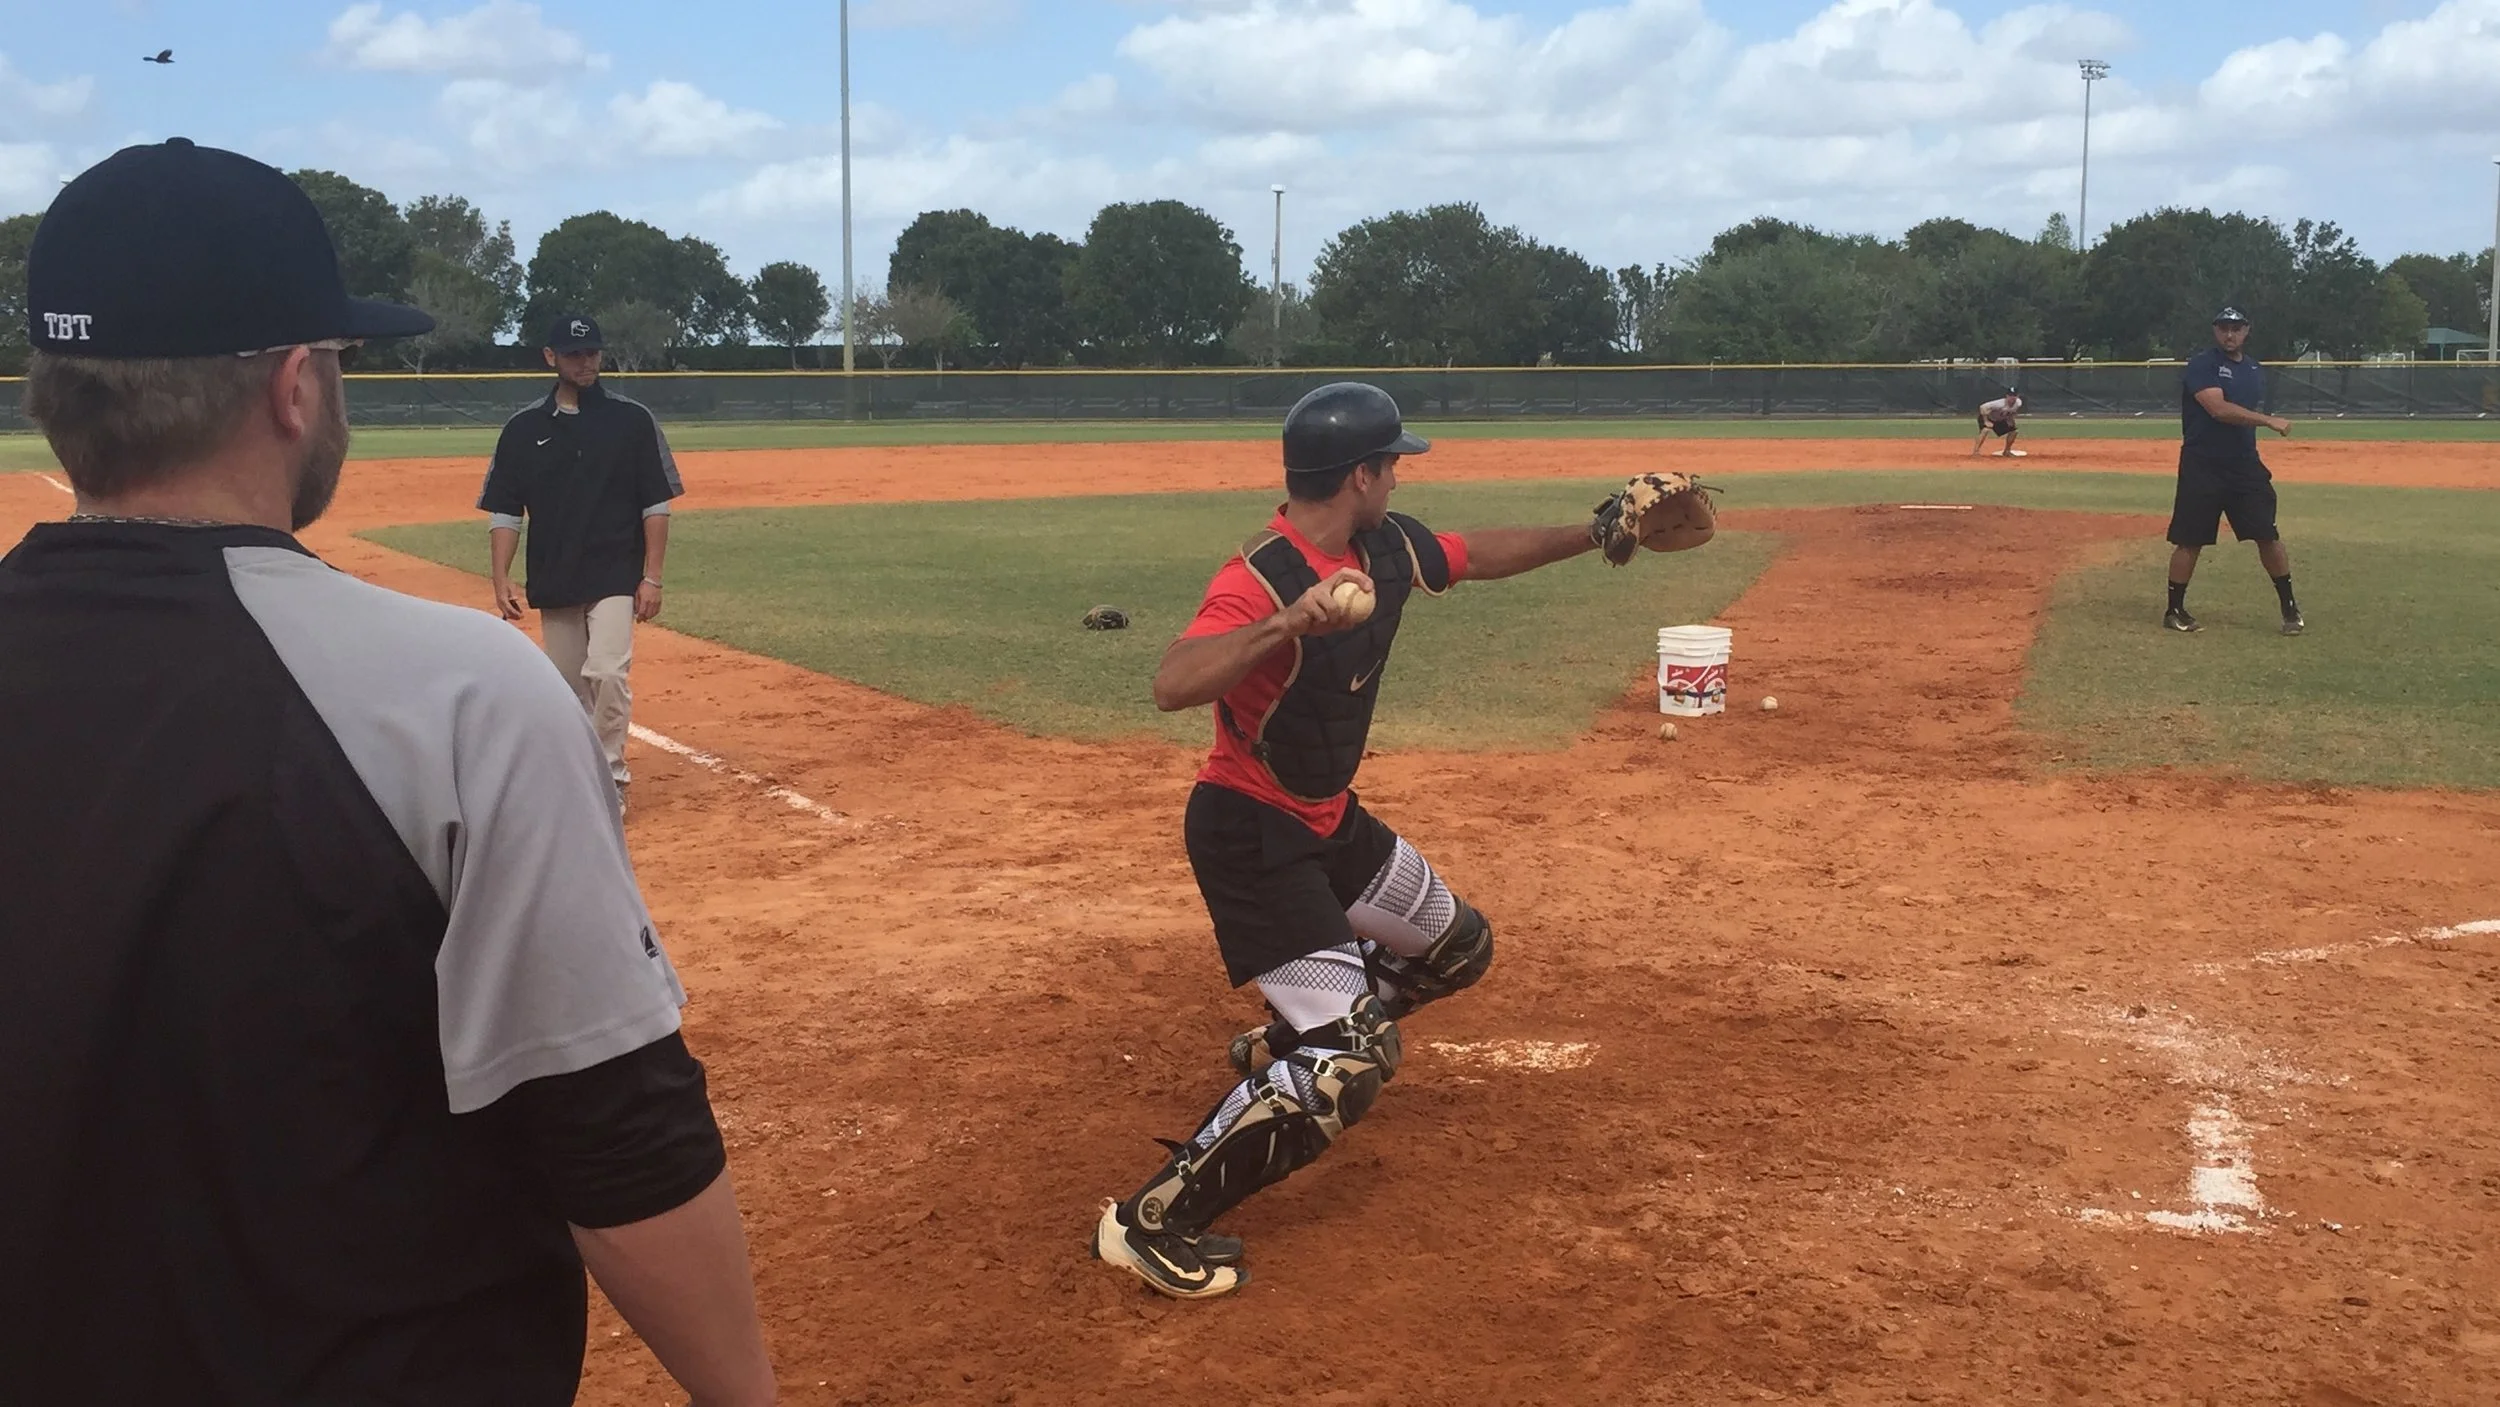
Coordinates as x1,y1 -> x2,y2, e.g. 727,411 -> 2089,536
1219,512 -> 1453,802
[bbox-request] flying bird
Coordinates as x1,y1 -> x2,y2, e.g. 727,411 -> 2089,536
143,50 -> 174,64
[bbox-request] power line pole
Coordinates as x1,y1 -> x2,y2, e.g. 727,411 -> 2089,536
2078,60 -> 2109,251
840,0 -> 856,402
1270,184 -> 1286,367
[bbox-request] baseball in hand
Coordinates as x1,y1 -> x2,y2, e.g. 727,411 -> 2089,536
1330,578 -> 1376,625
1760,696 -> 1779,712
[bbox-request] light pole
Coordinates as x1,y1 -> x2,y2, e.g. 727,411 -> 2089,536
840,0 -> 856,385
1270,184 -> 1286,368
2078,59 -> 2109,250
2486,156 -> 2498,362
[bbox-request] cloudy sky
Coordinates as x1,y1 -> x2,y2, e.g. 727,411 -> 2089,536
4,0 -> 2496,292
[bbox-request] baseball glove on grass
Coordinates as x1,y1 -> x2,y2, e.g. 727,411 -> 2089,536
1590,472 -> 1717,565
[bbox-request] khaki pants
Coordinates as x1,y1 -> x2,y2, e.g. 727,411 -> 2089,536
541,596 -> 636,785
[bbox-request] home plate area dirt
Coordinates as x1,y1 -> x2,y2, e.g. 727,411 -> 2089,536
8,437 -> 2500,1405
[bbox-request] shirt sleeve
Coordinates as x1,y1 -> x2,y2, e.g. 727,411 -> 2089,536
482,1031 -> 727,1228
477,421 -> 527,516
2182,354 -> 2223,399
634,406 -> 684,514
434,635 -> 688,1114
1181,557 -> 1278,640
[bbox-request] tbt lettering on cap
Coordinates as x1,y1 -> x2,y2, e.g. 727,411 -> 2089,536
42,313 -> 96,342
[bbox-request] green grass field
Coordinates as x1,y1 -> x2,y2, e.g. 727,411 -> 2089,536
367,470 -> 2500,787
370,484 -> 1781,750
8,410 -> 2493,473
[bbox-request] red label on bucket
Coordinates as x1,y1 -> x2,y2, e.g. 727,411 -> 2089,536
1663,663 -> 1726,701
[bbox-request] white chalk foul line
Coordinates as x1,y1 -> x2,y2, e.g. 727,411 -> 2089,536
2069,918 -> 2500,1238
2195,918 -> 2500,975
628,724 -> 848,825
38,473 -> 74,497
1425,1039 -> 1596,1072
2143,1100 -> 2265,1233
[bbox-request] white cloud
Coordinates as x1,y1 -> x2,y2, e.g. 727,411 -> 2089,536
0,52 -> 93,124
701,131 -> 1123,233
1040,74 -> 1119,122
326,1 -> 606,76
2194,0 -> 2500,134
2199,35 -> 2350,131
0,141 -> 60,215
1194,131 -> 1327,176
609,81 -> 781,158
436,78 -> 586,174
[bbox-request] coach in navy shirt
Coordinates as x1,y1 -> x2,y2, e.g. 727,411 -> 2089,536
2163,307 -> 2302,635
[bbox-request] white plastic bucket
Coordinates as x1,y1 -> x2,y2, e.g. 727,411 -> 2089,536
1657,625 -> 1732,716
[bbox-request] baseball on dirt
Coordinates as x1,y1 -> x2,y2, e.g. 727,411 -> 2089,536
1658,721 -> 1678,741
1761,696 -> 1780,712
1330,579 -> 1376,625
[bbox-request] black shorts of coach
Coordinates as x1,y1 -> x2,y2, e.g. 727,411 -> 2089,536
1979,413 -> 2015,435
1184,782 -> 1399,988
2167,450 -> 2280,548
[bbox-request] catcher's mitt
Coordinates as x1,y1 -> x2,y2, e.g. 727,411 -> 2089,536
1081,605 -> 1131,631
1589,472 -> 1717,565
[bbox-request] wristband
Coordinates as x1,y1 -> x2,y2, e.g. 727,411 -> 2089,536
641,577 -> 663,589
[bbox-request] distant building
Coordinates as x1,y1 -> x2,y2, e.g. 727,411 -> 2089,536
2423,328 -> 2491,361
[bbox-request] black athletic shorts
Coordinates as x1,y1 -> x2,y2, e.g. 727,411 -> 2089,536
1979,413 -> 2016,435
2167,450 -> 2279,547
1184,782 -> 1398,987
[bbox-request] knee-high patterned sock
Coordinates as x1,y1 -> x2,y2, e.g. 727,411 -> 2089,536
2271,573 -> 2296,608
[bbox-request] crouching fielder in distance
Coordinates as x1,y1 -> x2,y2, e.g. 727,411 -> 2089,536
1972,390 -> 2025,457
1091,382 -> 1717,1299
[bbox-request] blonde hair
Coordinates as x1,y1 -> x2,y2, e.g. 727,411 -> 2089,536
23,351 -> 274,500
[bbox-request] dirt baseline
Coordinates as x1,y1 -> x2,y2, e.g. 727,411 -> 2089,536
6,438 -> 2500,1406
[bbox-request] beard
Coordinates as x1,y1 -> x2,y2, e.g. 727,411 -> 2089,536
288,362 -> 351,531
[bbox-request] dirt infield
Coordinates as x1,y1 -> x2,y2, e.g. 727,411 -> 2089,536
8,437 -> 2500,1405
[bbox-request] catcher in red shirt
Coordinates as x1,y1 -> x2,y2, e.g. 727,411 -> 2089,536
1091,382 -> 1715,1298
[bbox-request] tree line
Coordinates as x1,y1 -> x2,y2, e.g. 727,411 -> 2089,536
2,173 -> 2492,374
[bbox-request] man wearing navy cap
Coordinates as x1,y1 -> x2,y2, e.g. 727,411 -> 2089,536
480,312 -> 684,809
2165,307 -> 2301,635
0,140 -> 774,1406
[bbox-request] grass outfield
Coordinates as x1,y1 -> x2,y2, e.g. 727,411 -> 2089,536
372,485 -> 1781,750
367,471 -> 2500,787
8,411 -> 2495,471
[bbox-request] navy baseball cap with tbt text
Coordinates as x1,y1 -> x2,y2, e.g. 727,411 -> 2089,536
545,314 -> 604,352
2213,307 -> 2250,326
26,138 -> 433,359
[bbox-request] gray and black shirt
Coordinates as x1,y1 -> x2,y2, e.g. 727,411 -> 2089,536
0,521 -> 725,1405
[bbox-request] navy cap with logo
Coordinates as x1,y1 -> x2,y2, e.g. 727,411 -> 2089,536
26,138 -> 433,359
2213,306 -> 2250,326
546,314 -> 604,353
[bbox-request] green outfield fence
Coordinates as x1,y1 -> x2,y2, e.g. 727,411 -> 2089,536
5,362 -> 2495,431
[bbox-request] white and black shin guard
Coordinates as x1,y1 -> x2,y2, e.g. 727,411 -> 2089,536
1350,839 -> 1494,1019
1127,995 -> 1403,1238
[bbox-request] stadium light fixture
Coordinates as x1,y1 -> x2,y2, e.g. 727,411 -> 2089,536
840,0 -> 856,384
1271,185 -> 1286,368
2078,60 -> 2110,251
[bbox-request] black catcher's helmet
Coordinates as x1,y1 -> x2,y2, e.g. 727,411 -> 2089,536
1282,382 -> 1430,474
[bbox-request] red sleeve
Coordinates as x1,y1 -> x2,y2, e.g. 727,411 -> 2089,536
1436,531 -> 1471,586
1182,558 -> 1276,639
